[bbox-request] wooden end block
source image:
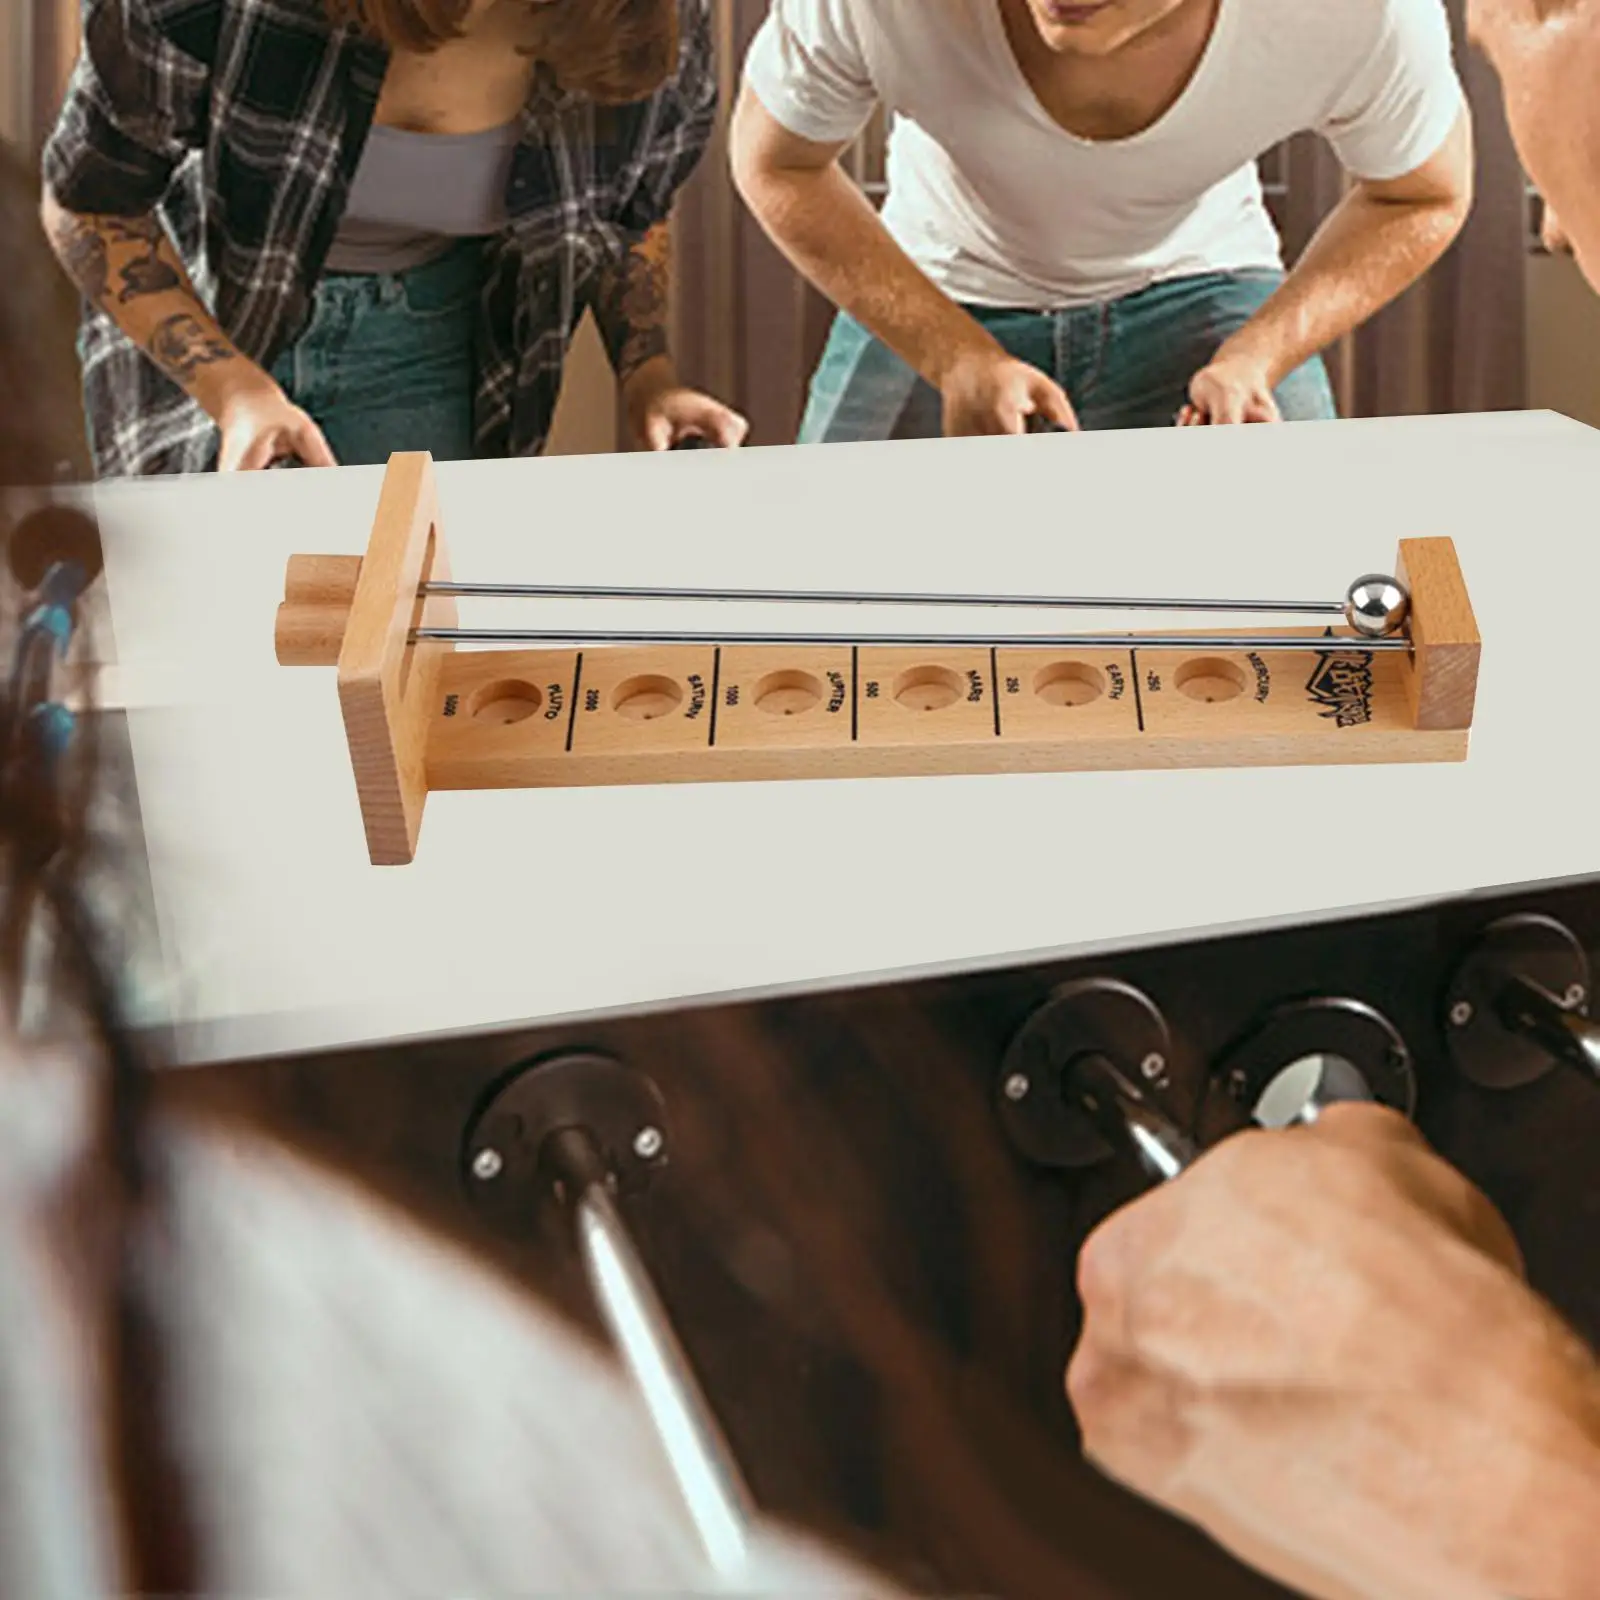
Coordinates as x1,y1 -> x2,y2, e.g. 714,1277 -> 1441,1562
285,553 -> 362,607
335,453 -> 458,865
275,602 -> 351,667
1394,537 -> 1480,731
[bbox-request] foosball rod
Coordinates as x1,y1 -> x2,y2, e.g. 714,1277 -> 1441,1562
543,1126 -> 755,1580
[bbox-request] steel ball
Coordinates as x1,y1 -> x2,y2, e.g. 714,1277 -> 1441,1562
1343,575 -> 1410,638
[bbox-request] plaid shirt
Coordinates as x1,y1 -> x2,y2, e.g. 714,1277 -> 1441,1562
41,0 -> 716,478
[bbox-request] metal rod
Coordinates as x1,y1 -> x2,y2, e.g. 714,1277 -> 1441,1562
549,1134 -> 754,1581
1069,1054 -> 1200,1183
422,579 -> 1347,616
1497,977 -> 1600,1085
1123,1117 -> 1192,1182
411,626 -> 1410,652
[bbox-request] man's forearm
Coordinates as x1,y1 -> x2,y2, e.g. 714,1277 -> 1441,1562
40,191 -> 261,419
736,159 -> 1001,387
1214,187 -> 1468,387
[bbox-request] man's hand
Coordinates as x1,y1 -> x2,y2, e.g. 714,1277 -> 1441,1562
940,348 -> 1078,436
623,359 -> 749,451
1066,1104 -> 1600,1600
1177,354 -> 1282,426
216,377 -> 337,471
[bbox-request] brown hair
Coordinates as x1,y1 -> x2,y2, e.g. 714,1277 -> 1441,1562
324,0 -> 681,105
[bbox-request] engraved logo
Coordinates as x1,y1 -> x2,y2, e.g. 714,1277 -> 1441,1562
1304,631 -> 1373,727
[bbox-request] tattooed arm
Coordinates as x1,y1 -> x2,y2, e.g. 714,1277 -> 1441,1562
42,200 -> 236,404
590,223 -> 747,450
39,192 -> 335,470
592,221 -> 672,387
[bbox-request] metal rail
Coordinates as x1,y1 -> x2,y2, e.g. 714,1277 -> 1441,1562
411,625 -> 1410,652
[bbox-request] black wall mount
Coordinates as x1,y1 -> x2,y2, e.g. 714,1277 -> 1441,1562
459,1049 -> 670,1235
1211,995 -> 1415,1122
995,977 -> 1185,1170
1443,913 -> 1598,1090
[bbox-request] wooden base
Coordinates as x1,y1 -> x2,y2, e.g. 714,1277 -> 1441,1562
276,454 -> 1480,864
425,638 -> 1467,796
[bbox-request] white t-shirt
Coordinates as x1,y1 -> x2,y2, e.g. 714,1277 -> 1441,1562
742,0 -> 1465,307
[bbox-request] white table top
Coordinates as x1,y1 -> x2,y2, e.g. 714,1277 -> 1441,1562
94,409 -> 1600,1063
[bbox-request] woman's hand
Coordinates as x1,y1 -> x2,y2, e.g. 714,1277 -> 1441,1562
215,375 -> 337,471
623,359 -> 749,451
1066,1104 -> 1600,1600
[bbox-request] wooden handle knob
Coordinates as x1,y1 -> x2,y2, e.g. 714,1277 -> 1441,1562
275,602 -> 350,666
284,553 -> 362,607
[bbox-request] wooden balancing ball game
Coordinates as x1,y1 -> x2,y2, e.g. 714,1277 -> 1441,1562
274,453 -> 1482,866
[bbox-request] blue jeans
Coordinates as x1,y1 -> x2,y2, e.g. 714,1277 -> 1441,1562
798,269 -> 1337,442
270,239 -> 482,465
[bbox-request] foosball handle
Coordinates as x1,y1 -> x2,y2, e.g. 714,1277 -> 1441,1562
1069,1052 -> 1200,1183
1443,915 -> 1600,1091
1497,975 -> 1600,1086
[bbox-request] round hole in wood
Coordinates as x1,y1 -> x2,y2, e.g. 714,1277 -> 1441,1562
1174,657 -> 1247,704
1033,661 -> 1104,707
894,665 -> 964,712
469,679 -> 544,725
613,674 -> 683,721
754,669 -> 823,717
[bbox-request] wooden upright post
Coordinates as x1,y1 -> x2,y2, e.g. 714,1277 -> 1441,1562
333,453 -> 458,865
